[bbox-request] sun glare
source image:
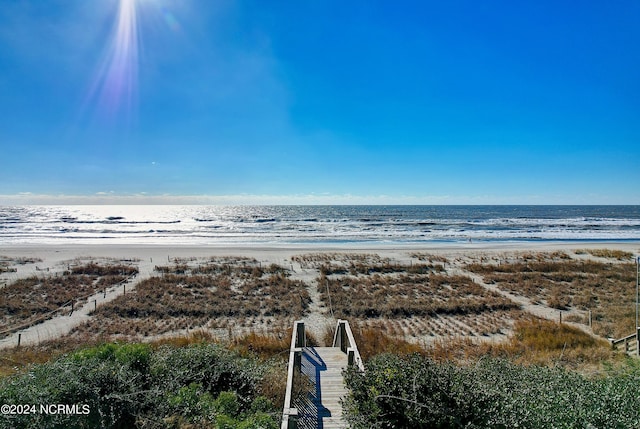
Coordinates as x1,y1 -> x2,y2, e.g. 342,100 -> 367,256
79,0 -> 183,126
84,0 -> 140,122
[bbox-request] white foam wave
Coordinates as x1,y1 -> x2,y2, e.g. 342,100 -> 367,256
1,205 -> 639,245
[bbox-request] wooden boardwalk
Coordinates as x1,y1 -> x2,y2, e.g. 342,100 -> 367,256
298,347 -> 349,429
281,320 -> 363,429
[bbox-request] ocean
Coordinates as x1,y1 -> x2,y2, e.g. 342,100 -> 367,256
0,205 -> 639,245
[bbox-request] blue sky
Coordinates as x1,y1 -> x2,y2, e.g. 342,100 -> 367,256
0,0 -> 638,204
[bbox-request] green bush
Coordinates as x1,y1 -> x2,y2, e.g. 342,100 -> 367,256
343,354 -> 640,428
0,343 -> 278,429
167,383 -> 216,423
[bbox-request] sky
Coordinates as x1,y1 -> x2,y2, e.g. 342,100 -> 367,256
0,0 -> 638,205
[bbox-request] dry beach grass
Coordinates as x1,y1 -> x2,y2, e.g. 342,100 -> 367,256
0,260 -> 137,336
0,243 -> 638,375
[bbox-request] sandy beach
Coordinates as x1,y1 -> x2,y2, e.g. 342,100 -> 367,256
1,241 -> 638,349
2,240 -> 638,267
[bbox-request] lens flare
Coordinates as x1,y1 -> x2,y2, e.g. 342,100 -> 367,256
161,7 -> 181,33
85,0 -> 139,122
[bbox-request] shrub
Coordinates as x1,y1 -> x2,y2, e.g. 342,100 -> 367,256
0,342 -> 279,429
343,354 -> 640,428
167,383 -> 216,424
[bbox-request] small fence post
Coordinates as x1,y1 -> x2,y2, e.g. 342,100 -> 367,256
17,333 -> 21,347
94,300 -> 97,312
559,311 -> 562,324
588,310 -> 592,328
637,326 -> 640,357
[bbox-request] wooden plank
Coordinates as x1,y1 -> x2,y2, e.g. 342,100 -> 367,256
299,347 -> 349,429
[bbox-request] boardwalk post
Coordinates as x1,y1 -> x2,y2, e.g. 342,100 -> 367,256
347,348 -> 356,366
294,321 -> 305,348
286,411 -> 298,429
334,321 -> 341,349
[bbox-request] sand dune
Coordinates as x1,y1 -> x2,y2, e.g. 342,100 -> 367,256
1,242 -> 638,349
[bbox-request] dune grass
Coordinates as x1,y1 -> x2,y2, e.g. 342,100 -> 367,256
466,252 -> 637,338
424,318 -> 618,371
0,262 -> 138,337
71,260 -> 310,340
310,253 -> 525,340
575,248 -> 634,260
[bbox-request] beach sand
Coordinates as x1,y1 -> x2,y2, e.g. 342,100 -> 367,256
1,242 -> 638,349
3,241 -> 638,272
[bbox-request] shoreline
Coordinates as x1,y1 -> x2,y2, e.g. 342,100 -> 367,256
2,240 -> 638,259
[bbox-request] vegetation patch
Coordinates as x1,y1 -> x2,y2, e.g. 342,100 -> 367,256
350,325 -> 426,360
312,253 -> 524,339
343,354 -> 640,428
424,318 -> 617,370
72,260 -> 310,340
466,252 -> 637,338
575,248 -> 634,260
0,342 -> 280,429
0,262 -> 138,337
0,256 -> 43,274
320,272 -> 518,318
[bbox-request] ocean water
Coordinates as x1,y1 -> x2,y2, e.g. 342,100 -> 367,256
0,205 -> 639,245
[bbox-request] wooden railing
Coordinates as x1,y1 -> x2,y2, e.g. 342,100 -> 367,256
333,319 -> 365,372
610,328 -> 640,356
281,321 -> 305,429
281,319 -> 364,429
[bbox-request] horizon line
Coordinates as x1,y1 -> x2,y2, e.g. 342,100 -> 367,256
0,193 -> 637,206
